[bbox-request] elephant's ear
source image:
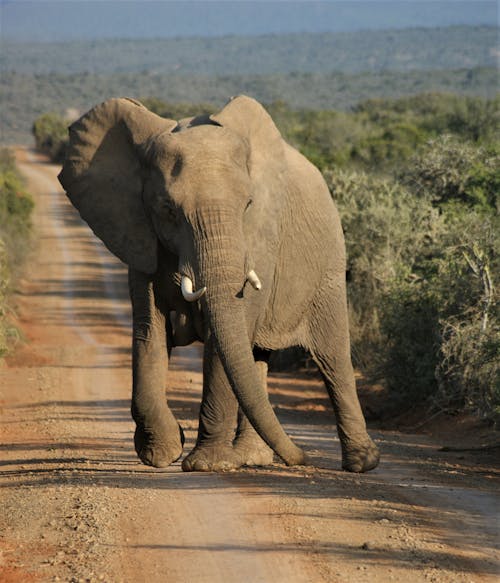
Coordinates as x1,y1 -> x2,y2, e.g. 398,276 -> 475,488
210,95 -> 285,178
58,98 -> 177,273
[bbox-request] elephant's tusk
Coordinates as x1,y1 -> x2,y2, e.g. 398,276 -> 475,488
247,270 -> 262,291
181,275 -> 207,302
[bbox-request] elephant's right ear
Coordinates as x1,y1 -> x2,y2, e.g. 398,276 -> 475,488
58,98 -> 177,274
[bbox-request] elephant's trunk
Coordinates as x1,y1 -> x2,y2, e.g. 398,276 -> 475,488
192,207 -> 305,466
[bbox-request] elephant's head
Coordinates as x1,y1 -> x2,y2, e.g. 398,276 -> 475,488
58,95 -> 305,466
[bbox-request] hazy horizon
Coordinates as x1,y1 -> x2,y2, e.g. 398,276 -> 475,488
1,1 -> 497,42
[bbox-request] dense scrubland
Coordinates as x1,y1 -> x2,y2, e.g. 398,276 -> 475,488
1,26 -> 497,144
2,27 -> 495,75
4,26 -> 499,422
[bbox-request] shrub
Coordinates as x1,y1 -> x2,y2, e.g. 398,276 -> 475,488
356,94 -> 499,144
0,149 -> 34,270
433,215 -> 499,420
438,316 -> 499,421
32,112 -> 69,163
325,168 -> 442,371
351,122 -> 426,169
379,280 -> 441,402
400,135 -> 499,210
0,149 -> 34,357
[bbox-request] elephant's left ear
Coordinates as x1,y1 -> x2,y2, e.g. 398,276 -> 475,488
210,95 -> 285,177
58,98 -> 177,274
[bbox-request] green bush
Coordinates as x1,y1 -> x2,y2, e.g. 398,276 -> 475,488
0,149 -> 34,357
32,112 -> 69,163
325,168 -> 442,370
400,135 -> 500,210
380,281 -> 441,402
0,149 -> 34,260
356,93 -> 499,144
438,316 -> 499,421
433,214 -> 499,419
351,122 -> 426,169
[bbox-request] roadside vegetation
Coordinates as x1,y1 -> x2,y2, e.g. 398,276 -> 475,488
34,91 -> 499,422
0,150 -> 34,357
32,113 -> 69,163
328,139 -> 498,422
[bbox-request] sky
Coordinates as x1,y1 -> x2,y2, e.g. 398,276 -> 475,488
0,0 -> 497,42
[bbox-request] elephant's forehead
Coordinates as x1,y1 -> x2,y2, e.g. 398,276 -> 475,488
150,127 -> 251,209
159,125 -> 246,158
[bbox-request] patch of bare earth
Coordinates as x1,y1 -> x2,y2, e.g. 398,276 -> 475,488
0,149 -> 498,583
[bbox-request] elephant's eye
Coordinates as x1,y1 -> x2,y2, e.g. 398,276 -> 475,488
245,198 -> 253,212
161,199 -> 178,222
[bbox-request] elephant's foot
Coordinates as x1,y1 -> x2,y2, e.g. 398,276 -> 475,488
183,439 -> 275,472
182,436 -> 307,471
182,443 -> 244,472
341,437 -> 380,473
134,423 -> 185,468
233,435 -> 274,467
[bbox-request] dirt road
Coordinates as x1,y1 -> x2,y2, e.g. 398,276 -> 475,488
1,150 -> 498,583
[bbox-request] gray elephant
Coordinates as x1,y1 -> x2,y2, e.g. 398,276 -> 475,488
58,95 -> 379,473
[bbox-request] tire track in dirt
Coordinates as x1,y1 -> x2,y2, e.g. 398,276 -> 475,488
1,149 -> 498,583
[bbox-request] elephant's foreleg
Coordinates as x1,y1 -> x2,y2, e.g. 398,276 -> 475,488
308,274 -> 380,472
129,269 -> 184,467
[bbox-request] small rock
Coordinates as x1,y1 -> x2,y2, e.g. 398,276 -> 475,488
361,541 -> 375,550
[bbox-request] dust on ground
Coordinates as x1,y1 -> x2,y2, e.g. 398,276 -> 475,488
1,150 -> 498,583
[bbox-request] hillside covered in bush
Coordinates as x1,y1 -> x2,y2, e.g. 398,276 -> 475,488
3,26 -> 495,75
1,26 -> 497,144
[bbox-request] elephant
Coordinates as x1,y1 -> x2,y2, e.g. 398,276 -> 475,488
58,95 -> 380,473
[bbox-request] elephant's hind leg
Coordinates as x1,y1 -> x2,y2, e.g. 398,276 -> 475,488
308,274 -> 380,472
